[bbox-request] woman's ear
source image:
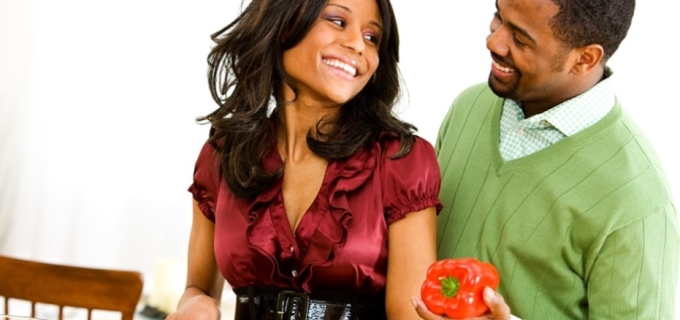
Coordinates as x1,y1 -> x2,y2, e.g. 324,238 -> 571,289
571,44 -> 604,75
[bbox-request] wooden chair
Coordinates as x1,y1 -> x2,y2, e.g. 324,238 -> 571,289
0,255 -> 144,320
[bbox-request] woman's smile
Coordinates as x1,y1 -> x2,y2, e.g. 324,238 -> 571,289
323,58 -> 358,79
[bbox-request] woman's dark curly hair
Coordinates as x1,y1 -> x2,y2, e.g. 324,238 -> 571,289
199,0 -> 414,199
548,0 -> 635,63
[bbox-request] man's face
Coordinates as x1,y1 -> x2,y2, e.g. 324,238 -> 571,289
487,0 -> 579,113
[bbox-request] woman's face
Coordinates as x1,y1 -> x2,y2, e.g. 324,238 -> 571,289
282,0 -> 382,108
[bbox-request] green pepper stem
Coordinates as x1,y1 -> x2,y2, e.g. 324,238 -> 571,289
439,276 -> 460,298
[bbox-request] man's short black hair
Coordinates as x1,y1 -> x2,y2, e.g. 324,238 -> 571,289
549,0 -> 635,62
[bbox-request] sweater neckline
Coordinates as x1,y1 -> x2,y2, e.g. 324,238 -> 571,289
492,99 -> 624,175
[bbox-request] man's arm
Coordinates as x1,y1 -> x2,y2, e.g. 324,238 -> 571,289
587,206 -> 679,319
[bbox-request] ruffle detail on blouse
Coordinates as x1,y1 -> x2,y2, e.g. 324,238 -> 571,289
296,147 -> 379,291
244,179 -> 290,284
385,196 -> 443,224
188,183 -> 216,222
243,144 -> 380,292
188,142 -> 222,222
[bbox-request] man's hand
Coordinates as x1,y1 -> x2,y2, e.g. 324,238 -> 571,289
412,287 -> 511,320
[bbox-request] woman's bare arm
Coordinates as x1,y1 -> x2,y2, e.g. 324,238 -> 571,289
168,200 -> 225,320
386,207 -> 437,319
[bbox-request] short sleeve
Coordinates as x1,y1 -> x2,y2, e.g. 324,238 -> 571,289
382,136 -> 443,224
187,141 -> 221,222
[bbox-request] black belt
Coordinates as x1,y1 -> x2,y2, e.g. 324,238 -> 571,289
233,286 -> 386,320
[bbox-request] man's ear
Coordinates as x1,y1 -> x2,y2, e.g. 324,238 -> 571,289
571,44 -> 604,75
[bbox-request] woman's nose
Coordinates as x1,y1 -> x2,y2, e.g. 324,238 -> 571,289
341,27 -> 365,55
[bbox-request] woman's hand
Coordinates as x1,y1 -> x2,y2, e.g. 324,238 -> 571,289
412,287 -> 512,320
166,294 -> 221,320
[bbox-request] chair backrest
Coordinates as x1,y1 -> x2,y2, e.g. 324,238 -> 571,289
0,255 -> 143,320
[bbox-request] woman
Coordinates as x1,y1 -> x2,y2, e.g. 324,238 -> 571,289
168,0 -> 441,318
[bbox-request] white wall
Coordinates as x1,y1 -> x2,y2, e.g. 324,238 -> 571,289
1,0 -> 678,315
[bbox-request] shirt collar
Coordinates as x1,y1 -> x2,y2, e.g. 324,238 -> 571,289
504,67 -> 616,136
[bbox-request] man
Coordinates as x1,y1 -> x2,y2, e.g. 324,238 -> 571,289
415,0 -> 678,319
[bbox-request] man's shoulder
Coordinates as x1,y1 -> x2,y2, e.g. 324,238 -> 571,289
461,82 -> 492,95
443,82 -> 500,117
451,82 -> 498,107
460,82 -> 494,97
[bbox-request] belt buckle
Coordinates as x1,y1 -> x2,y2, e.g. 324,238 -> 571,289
276,290 -> 310,320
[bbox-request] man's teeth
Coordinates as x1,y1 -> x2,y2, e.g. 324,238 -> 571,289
324,59 -> 357,76
493,61 -> 514,73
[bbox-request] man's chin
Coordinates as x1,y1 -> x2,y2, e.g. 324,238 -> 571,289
488,75 -> 516,100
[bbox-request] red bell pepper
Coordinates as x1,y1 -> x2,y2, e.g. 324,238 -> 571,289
421,258 -> 500,318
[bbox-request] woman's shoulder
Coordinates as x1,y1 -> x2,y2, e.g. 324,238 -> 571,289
378,133 -> 436,160
333,133 -> 438,178
368,134 -> 439,182
375,134 -> 442,222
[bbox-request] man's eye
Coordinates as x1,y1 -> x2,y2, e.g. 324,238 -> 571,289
512,34 -> 526,47
490,12 -> 501,32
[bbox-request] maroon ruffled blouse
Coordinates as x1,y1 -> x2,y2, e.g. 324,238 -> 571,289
188,135 -> 442,296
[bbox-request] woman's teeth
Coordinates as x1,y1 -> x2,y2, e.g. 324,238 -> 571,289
324,59 -> 357,77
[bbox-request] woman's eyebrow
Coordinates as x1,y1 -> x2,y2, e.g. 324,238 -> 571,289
327,3 -> 383,31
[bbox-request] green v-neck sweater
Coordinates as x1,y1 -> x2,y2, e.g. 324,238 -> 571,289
435,83 -> 679,319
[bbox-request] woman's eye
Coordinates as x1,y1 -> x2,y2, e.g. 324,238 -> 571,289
364,34 -> 378,44
329,18 -> 345,27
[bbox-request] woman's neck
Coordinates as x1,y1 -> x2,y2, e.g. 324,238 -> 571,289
276,103 -> 338,163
